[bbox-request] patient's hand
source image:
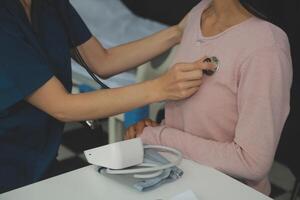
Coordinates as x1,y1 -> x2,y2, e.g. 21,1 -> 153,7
125,119 -> 158,140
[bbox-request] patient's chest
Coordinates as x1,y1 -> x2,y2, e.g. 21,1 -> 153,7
165,34 -> 243,142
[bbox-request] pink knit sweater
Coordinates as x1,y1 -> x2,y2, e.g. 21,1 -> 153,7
140,0 -> 293,195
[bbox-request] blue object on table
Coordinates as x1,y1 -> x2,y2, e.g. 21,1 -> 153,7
133,148 -> 184,192
124,106 -> 149,128
98,148 -> 184,192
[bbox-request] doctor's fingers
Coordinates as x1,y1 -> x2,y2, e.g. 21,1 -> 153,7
193,60 -> 215,71
180,70 -> 204,81
183,87 -> 201,98
180,80 -> 203,89
178,59 -> 214,72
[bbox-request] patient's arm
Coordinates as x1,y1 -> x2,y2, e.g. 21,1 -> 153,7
140,47 -> 292,183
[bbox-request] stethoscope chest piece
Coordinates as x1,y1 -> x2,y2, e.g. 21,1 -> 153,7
203,56 -> 220,76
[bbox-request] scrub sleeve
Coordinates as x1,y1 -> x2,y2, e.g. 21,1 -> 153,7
0,0 -> 92,112
55,0 -> 92,48
0,0 -> 92,192
0,28 -> 53,112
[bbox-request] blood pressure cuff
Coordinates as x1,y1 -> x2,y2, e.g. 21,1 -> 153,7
98,149 -> 184,192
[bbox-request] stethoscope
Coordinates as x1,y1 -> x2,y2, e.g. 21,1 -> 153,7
203,56 -> 220,76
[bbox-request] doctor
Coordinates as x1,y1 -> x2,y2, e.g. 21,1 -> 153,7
0,0 -> 213,192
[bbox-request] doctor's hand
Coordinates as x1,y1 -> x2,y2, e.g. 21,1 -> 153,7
154,57 -> 215,101
125,119 -> 158,140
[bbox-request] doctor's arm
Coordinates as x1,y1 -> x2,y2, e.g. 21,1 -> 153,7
26,59 -> 211,122
76,21 -> 186,79
140,47 -> 292,182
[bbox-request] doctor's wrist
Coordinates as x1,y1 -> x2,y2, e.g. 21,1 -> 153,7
147,79 -> 165,103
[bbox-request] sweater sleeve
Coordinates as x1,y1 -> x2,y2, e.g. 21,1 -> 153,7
140,46 -> 292,182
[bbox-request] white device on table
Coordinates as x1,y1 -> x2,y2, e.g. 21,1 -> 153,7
84,138 -> 183,179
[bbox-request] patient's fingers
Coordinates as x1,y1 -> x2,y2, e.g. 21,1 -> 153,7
135,121 -> 146,135
141,119 -> 157,126
125,119 -> 158,140
145,120 -> 152,126
145,119 -> 158,127
125,126 -> 136,140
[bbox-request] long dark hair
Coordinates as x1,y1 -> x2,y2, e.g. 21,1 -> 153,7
241,1 -> 300,135
240,0 -> 298,68
240,0 -> 283,28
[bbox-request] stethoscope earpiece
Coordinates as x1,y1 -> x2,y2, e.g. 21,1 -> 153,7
203,56 -> 220,76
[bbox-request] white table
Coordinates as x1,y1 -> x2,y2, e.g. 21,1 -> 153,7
0,159 -> 273,200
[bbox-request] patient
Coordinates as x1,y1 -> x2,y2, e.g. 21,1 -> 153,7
125,0 -> 293,195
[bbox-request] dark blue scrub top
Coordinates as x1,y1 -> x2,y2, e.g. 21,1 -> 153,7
0,0 -> 92,192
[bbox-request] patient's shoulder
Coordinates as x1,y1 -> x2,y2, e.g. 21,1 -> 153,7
238,18 -> 290,54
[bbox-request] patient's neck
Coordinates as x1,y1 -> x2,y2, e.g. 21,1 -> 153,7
209,0 -> 251,21
201,0 -> 252,37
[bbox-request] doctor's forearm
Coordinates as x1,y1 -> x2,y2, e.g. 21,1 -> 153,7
27,77 -> 162,122
79,26 -> 181,78
27,61 -> 205,123
58,81 -> 160,122
104,26 -> 181,75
